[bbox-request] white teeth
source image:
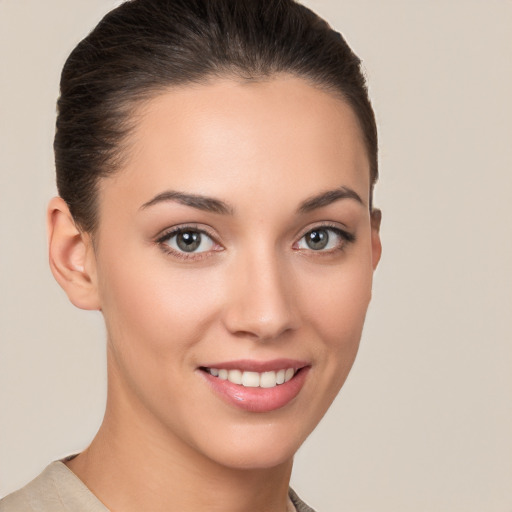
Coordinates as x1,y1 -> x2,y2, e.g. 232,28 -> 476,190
242,371 -> 260,387
284,368 -> 295,382
228,369 -> 243,385
207,367 -> 297,388
260,371 -> 277,388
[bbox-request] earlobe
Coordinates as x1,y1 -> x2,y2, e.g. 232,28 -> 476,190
370,208 -> 382,270
47,197 -> 101,310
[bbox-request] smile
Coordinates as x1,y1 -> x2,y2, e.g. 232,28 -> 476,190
204,367 -> 297,388
199,360 -> 310,413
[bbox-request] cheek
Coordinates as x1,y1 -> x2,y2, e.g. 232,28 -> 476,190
300,258 -> 373,345
296,253 -> 374,408
96,245 -> 225,363
96,251 -> 228,434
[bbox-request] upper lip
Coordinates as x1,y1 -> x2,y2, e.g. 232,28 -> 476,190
199,359 -> 309,372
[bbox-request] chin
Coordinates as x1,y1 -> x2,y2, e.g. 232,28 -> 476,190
206,443 -> 296,471
190,414 -> 316,471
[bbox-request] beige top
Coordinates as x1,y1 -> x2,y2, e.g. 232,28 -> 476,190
0,461 -> 316,512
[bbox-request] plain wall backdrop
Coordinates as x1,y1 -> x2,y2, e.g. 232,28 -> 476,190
0,1 -> 511,511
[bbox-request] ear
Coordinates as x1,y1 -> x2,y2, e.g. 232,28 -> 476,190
47,197 -> 101,310
370,208 -> 382,271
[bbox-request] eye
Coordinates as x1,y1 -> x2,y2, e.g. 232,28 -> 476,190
295,226 -> 354,252
159,227 -> 217,255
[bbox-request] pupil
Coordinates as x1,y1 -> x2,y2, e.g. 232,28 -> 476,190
177,231 -> 201,252
307,229 -> 328,250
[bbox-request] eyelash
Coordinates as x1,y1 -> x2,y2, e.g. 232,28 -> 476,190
155,223 -> 355,261
155,224 -> 220,261
294,223 -> 355,255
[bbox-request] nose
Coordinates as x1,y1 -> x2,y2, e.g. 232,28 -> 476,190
222,249 -> 300,341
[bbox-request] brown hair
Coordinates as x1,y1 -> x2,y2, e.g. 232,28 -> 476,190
55,0 -> 378,233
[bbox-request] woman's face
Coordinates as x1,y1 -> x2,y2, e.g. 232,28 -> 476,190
90,76 -> 380,470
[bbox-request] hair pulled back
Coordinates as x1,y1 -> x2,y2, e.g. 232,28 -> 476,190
55,0 -> 378,233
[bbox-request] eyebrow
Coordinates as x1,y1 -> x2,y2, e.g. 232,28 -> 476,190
297,186 -> 365,213
140,190 -> 233,215
140,185 -> 364,216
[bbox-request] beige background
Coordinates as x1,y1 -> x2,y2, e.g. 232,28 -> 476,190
1,1 -> 511,510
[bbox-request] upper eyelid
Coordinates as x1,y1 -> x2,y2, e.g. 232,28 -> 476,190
155,224 -> 218,244
296,222 -> 353,239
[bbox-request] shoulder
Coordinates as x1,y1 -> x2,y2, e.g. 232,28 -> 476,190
0,461 -> 107,512
289,487 -> 317,512
2,465 -> 315,512
0,463 -> 65,512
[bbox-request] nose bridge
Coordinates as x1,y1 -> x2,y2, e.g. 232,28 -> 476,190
223,243 -> 298,340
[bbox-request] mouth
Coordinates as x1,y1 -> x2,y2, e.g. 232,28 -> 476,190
200,367 -> 298,388
198,360 -> 310,413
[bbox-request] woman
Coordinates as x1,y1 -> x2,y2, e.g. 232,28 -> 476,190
0,0 -> 381,510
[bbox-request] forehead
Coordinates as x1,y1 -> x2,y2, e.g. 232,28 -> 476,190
101,75 -> 370,212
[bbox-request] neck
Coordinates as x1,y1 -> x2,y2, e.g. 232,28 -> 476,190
66,362 -> 294,512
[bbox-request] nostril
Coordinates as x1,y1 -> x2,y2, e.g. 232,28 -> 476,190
228,323 -> 295,342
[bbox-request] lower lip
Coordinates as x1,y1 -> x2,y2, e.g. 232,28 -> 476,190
200,367 -> 310,413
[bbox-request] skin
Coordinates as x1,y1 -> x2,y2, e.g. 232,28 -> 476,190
48,75 -> 381,512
